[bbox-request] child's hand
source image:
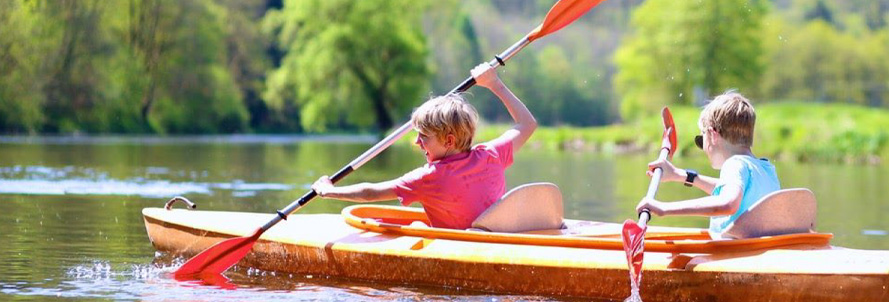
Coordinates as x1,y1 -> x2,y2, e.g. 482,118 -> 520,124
647,158 -> 684,183
312,175 -> 334,197
470,63 -> 503,89
636,197 -> 667,216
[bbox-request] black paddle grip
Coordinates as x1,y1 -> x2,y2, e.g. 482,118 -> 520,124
297,190 -> 317,207
452,77 -> 476,94
300,166 -> 353,207
330,166 -> 354,183
638,209 -> 651,224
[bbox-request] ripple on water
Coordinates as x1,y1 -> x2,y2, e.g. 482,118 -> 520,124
0,253 -> 579,302
0,165 -> 293,198
862,229 -> 888,236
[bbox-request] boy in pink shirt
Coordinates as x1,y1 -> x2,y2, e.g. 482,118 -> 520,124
311,63 -> 537,229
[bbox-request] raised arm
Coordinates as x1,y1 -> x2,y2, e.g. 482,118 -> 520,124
471,63 -> 538,151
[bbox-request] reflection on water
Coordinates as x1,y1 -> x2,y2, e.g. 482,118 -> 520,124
0,166 -> 292,198
0,135 -> 887,301
862,229 -> 889,236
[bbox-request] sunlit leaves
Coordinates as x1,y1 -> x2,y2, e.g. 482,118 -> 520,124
614,0 -> 767,119
263,0 -> 430,132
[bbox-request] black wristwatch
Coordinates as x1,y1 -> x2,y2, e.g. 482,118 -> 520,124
684,169 -> 698,187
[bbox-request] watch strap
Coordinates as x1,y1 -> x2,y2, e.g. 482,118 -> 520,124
684,169 -> 698,187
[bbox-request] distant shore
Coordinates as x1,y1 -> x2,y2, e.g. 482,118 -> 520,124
476,103 -> 889,165
4,103 -> 885,165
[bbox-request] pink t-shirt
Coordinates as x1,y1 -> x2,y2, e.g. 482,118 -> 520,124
393,137 -> 514,229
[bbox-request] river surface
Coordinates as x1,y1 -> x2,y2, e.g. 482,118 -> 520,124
1,135 -> 887,301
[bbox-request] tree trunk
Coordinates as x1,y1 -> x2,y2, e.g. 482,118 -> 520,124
371,78 -> 393,131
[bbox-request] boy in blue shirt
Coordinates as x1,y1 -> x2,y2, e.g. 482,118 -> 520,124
636,91 -> 780,239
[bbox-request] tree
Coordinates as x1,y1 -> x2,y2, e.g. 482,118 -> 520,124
804,0 -> 834,24
216,0 -> 274,131
0,1 -> 47,133
263,0 -> 430,132
758,19 -> 889,107
614,0 -> 768,120
424,1 -> 483,98
120,0 -> 248,134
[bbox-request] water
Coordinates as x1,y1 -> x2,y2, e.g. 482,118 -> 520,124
1,135 -> 888,301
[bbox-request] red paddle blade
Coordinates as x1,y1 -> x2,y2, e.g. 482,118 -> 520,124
621,219 -> 647,287
174,229 -> 262,278
660,107 -> 677,160
527,0 -> 607,41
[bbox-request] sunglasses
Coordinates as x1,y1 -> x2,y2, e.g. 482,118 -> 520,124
695,127 -> 716,149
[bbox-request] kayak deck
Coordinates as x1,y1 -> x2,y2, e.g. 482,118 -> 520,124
143,207 -> 889,301
342,205 -> 834,254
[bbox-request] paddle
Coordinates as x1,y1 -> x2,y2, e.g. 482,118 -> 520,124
173,0 -> 608,279
621,107 -> 676,302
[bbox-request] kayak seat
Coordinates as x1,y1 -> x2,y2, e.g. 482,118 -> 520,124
470,182 -> 565,233
722,188 -> 817,239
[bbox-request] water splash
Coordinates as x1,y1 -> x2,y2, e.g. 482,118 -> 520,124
65,259 -> 178,281
66,261 -> 114,280
624,286 -> 643,302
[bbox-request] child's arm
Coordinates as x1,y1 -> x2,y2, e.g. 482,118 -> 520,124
635,183 -> 743,217
647,158 -> 718,194
311,175 -> 398,202
471,63 -> 538,150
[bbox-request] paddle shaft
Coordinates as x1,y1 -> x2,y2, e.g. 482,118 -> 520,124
637,147 -> 671,228
258,38 -> 533,233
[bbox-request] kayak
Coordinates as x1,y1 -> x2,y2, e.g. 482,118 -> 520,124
143,205 -> 889,301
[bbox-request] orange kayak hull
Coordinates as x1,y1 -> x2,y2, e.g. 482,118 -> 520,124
143,206 -> 889,301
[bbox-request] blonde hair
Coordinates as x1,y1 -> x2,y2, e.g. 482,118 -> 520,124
411,94 -> 479,152
698,91 -> 756,147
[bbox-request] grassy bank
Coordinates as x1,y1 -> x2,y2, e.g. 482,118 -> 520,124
475,103 -> 889,164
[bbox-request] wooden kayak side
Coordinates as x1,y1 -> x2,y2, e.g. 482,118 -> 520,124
143,207 -> 889,301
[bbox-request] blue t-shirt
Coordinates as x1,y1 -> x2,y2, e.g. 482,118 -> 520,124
709,155 -> 780,236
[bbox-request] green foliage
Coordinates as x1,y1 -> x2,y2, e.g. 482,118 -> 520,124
424,1 -> 483,97
0,1 -> 47,133
756,102 -> 889,163
144,0 -> 248,133
788,0 -> 889,30
0,0 -> 256,134
215,0 -> 274,132
456,1 -> 616,126
264,0 -> 430,133
614,0 -> 768,119
509,45 -> 611,126
2,0 -> 889,136
757,18 -> 889,107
